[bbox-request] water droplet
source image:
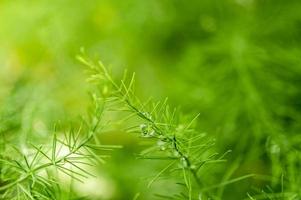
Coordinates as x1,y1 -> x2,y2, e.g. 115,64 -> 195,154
180,157 -> 188,168
142,112 -> 152,120
149,130 -> 155,137
157,140 -> 166,151
190,165 -> 196,170
140,123 -> 155,137
160,146 -> 166,151
173,151 -> 180,157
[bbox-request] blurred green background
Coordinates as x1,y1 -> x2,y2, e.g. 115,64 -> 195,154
1,0 -> 301,199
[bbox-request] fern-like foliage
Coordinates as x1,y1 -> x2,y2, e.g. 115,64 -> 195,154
0,52 -> 255,199
77,53 -> 252,199
0,80 -> 120,200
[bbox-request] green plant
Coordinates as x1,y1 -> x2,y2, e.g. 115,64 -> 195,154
0,77 -> 121,199
0,53 -> 245,199
77,53 -> 255,199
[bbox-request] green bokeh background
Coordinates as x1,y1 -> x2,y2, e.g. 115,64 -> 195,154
1,0 -> 301,199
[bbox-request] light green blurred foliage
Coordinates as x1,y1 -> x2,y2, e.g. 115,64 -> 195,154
1,0 -> 301,199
